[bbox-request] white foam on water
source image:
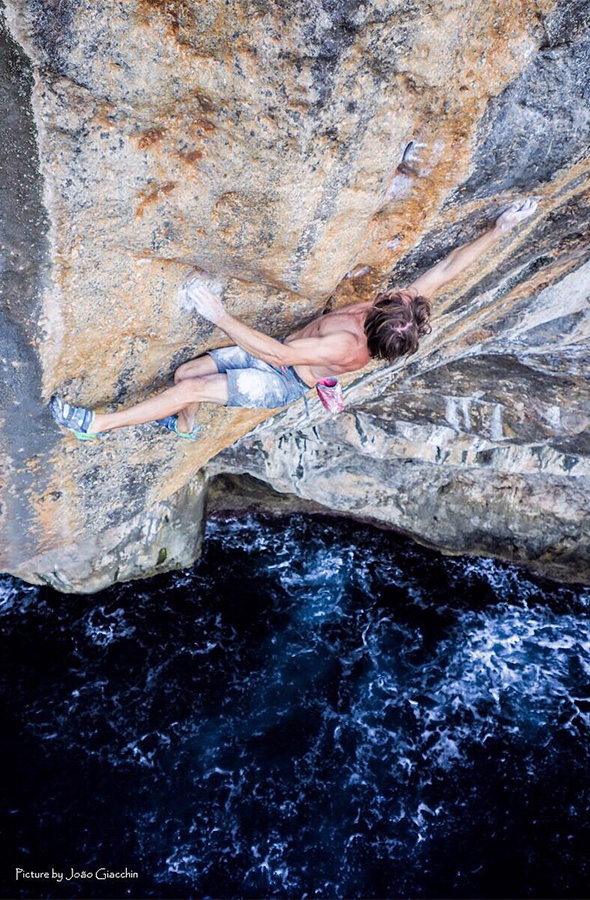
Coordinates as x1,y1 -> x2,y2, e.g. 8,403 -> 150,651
3,515 -> 589,898
0,576 -> 39,614
84,605 -> 136,646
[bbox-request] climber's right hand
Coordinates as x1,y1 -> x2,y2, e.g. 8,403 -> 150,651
185,279 -> 226,324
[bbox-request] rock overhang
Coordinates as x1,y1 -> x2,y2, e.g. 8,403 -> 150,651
0,0 -> 588,590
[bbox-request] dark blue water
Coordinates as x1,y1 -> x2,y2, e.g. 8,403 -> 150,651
1,513 -> 589,899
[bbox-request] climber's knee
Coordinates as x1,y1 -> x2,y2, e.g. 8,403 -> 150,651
177,373 -> 229,406
174,355 -> 219,384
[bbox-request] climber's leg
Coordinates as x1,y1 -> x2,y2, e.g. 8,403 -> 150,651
50,375 -> 229,439
173,355 -> 219,433
50,348 -> 310,440
174,355 -> 220,381
91,374 -> 228,432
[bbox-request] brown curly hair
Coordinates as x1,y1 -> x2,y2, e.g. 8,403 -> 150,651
364,288 -> 432,362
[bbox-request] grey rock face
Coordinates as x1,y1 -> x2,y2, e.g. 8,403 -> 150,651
11,471 -> 209,594
0,0 -> 589,590
0,10 -> 55,565
213,260 -> 590,584
458,38 -> 590,199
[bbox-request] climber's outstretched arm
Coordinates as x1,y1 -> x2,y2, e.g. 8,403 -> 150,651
186,280 -> 360,368
409,198 -> 539,298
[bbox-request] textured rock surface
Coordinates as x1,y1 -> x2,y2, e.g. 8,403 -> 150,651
212,310 -> 590,583
0,0 -> 588,589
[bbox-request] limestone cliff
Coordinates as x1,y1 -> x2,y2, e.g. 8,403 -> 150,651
0,0 -> 588,591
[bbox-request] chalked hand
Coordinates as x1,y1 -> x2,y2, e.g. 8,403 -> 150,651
182,274 -> 226,324
495,198 -> 539,232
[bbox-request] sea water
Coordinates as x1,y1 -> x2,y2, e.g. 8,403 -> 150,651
1,513 -> 589,899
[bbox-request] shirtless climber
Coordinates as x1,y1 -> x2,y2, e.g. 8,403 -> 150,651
50,198 -> 538,441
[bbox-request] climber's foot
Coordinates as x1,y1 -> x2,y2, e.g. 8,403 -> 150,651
176,410 -> 195,434
50,396 -> 102,441
153,415 -> 203,441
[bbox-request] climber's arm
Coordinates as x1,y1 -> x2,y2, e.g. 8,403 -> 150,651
409,198 -> 539,298
187,282 -> 359,367
217,313 -> 359,367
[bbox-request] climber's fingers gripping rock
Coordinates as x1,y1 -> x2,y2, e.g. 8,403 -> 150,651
496,197 -> 540,232
184,275 -> 226,324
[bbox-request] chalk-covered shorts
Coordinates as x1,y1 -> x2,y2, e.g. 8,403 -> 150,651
206,346 -> 311,409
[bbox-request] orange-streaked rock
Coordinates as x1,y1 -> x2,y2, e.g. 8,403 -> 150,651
1,0 -> 588,590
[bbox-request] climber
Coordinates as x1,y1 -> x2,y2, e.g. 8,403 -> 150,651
50,198 -> 538,441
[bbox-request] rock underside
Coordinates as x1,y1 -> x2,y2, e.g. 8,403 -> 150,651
0,0 -> 588,591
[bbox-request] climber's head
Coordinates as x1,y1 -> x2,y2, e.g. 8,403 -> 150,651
364,288 -> 432,362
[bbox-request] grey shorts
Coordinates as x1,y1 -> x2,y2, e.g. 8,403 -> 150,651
206,346 -> 311,409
